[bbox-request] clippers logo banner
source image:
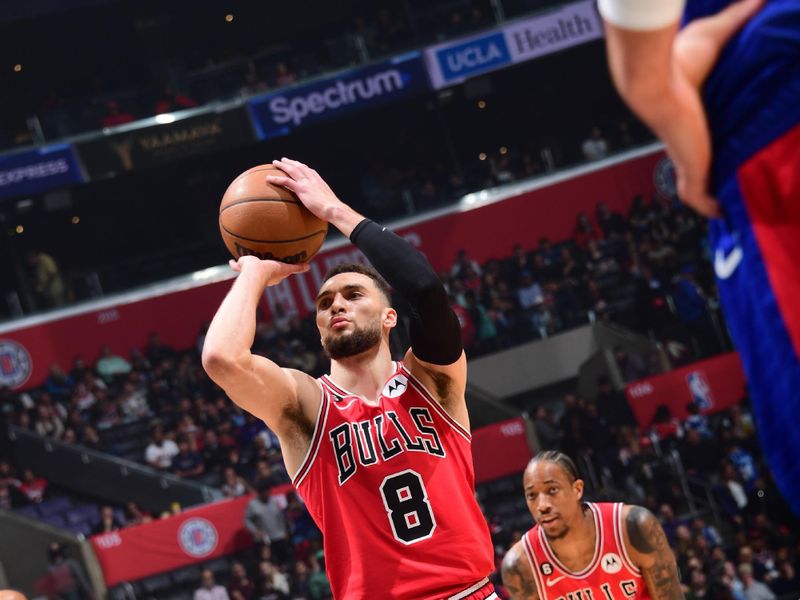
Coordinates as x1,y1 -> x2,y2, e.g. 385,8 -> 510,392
424,0 -> 603,89
91,495 -> 258,586
248,53 -> 429,140
0,144 -> 84,200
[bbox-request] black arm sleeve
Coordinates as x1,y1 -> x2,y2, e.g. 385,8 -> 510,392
350,219 -> 462,365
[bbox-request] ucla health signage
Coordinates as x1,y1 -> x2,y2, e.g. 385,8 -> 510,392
424,0 -> 604,89
427,31 -> 512,88
0,144 -> 84,200
248,53 -> 429,140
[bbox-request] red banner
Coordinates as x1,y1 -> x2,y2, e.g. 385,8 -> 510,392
471,417 -> 534,483
624,352 -> 747,428
91,496 -> 254,587
0,150 -> 665,390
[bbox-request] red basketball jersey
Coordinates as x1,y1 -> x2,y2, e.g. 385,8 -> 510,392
293,362 -> 494,599
522,503 -> 651,600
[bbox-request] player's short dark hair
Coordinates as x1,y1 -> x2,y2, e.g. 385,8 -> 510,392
321,263 -> 391,305
529,450 -> 581,483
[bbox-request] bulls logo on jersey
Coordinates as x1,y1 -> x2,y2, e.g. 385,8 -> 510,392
383,374 -> 408,398
601,553 -> 622,574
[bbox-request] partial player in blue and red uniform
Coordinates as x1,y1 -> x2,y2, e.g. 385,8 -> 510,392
600,0 -> 800,518
501,452 -> 680,600
203,158 -> 496,599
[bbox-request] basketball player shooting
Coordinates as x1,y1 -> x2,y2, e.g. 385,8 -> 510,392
202,158 -> 497,599
502,452 -> 682,600
599,0 -> 800,518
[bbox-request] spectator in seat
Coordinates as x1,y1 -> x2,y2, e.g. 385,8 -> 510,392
155,86 -> 198,115
737,563 -> 775,600
256,561 -> 290,597
118,381 -> 150,420
26,251 -> 66,309
274,62 -> 296,87
19,469 -> 47,504
45,365 -> 73,403
95,345 -> 132,383
92,506 -> 123,535
573,213 -> 601,249
290,560 -> 313,598
581,126 -> 609,161
202,429 -> 227,472
451,249 -> 482,281
171,436 -> 205,478
228,562 -> 254,600
145,426 -> 179,470
532,406 -> 562,450
770,561 -> 798,598
239,69 -> 268,97
41,542 -> 93,600
596,202 -> 628,238
221,466 -> 250,498
245,480 -> 290,566
124,501 -> 151,526
595,375 -> 636,430
308,551 -> 332,600
194,569 -> 229,600
34,404 -> 65,440
100,101 -> 135,128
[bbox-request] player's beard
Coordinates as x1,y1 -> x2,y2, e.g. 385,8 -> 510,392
322,319 -> 382,360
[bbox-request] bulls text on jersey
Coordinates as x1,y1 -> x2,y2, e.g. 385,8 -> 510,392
329,407 -> 445,485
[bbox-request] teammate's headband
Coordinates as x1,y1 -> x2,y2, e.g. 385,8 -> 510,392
597,0 -> 686,31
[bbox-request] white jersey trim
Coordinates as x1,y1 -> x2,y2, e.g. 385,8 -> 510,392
399,364 -> 471,442
614,503 -> 642,575
291,380 -> 329,488
539,502 -> 603,578
321,361 -> 398,399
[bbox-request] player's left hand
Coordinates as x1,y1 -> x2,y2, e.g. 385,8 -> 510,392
668,0 -> 764,217
267,158 -> 346,223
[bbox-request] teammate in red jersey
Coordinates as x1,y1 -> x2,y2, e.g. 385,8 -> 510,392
203,158 -> 496,599
501,451 -> 683,600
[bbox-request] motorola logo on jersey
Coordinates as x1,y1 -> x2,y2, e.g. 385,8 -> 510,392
601,553 -> 622,574
329,407 -> 445,485
383,374 -> 408,398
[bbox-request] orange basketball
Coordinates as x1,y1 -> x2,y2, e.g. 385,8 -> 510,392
219,164 -> 328,263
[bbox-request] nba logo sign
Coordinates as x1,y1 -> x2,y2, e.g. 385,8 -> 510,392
0,340 -> 32,389
686,371 -> 714,410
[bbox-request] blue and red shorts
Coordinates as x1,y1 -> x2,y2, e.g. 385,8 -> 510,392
685,0 -> 800,516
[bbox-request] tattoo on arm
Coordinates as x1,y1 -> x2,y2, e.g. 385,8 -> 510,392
501,548 -> 539,600
626,507 -> 685,600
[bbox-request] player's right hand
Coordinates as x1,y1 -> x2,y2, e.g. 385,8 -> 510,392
229,255 -> 309,286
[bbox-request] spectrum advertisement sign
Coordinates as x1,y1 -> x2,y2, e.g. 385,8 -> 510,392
424,0 -> 604,89
248,53 -> 429,140
0,144 -> 84,200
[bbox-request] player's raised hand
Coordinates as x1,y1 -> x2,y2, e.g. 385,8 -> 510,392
267,158 -> 365,237
267,158 -> 345,222
229,254 -> 308,286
